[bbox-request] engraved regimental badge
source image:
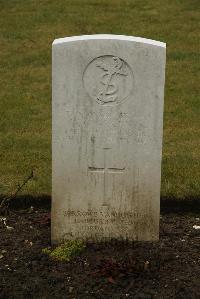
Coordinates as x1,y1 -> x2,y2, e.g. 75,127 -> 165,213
83,55 -> 133,105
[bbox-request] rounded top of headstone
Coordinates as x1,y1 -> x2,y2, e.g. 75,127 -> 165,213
52,34 -> 166,48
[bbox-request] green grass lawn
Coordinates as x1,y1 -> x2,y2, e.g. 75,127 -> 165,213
0,0 -> 199,199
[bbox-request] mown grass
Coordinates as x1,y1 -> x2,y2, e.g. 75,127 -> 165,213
0,0 -> 199,199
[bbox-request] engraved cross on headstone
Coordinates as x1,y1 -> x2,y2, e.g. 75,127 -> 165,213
88,148 -> 125,206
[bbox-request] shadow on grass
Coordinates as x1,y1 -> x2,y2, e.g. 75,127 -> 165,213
0,194 -> 200,214
0,194 -> 51,210
160,196 -> 200,214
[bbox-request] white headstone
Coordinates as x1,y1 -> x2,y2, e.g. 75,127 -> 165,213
52,34 -> 166,243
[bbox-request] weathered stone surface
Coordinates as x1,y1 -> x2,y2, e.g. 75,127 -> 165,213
52,34 -> 166,243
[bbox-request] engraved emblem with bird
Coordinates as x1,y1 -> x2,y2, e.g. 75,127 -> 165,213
83,55 -> 133,106
96,56 -> 128,104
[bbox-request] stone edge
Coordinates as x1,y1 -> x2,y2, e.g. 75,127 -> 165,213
52,34 -> 166,48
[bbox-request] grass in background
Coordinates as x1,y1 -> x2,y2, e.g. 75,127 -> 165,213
0,0 -> 199,199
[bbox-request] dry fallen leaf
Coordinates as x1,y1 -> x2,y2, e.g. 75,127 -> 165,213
108,276 -> 115,283
193,225 -> 200,230
144,261 -> 150,270
6,226 -> 14,230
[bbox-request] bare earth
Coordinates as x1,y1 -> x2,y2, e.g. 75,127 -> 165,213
0,201 -> 199,299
